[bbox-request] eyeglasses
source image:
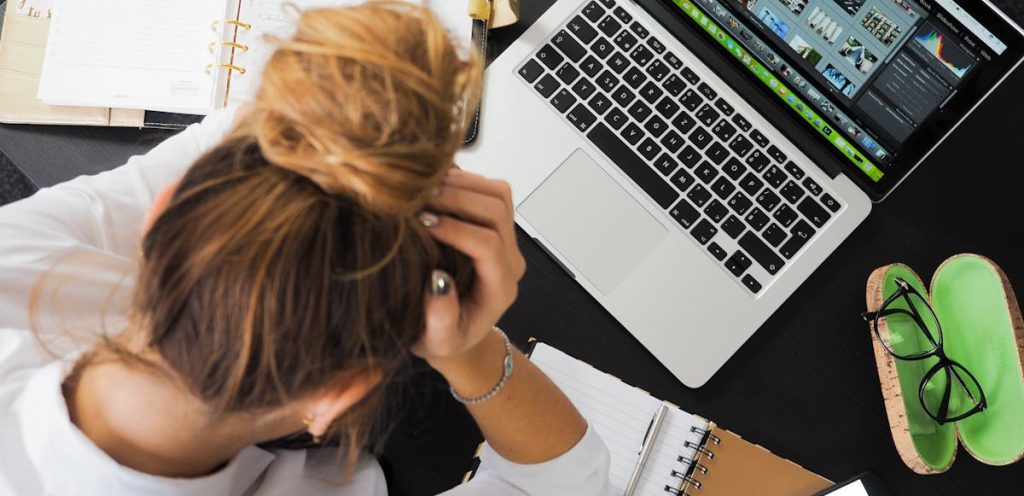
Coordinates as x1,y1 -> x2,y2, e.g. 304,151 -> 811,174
862,277 -> 986,425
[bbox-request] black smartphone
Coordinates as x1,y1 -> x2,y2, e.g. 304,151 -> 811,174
813,472 -> 890,496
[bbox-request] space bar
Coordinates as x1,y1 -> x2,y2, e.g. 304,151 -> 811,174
586,123 -> 679,209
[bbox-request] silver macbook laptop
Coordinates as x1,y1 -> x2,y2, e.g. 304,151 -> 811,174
458,0 -> 1024,387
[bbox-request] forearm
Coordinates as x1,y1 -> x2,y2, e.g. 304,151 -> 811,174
429,331 -> 587,464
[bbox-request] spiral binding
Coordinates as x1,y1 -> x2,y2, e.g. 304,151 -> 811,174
665,425 -> 718,495
690,425 -> 721,445
684,440 -> 716,460
211,19 -> 252,32
208,41 -> 249,53
205,63 -> 247,75
206,18 -> 252,77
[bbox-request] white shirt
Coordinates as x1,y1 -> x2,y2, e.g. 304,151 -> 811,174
0,107 -> 611,496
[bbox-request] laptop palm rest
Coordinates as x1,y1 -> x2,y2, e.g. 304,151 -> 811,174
518,149 -> 667,295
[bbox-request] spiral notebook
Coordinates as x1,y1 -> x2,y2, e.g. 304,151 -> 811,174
464,342 -> 832,496
35,0 -> 473,115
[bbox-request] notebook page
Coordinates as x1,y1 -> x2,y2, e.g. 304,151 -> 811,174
632,408 -> 708,495
228,0 -> 474,105
531,343 -> 663,495
37,0 -> 235,113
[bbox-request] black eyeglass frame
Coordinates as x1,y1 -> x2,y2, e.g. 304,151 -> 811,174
861,278 -> 987,425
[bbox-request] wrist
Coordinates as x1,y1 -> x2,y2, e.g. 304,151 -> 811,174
429,329 -> 511,400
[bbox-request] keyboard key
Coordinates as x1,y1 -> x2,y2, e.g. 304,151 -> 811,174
605,108 -> 628,130
695,104 -> 720,127
742,275 -> 762,294
728,193 -> 753,215
695,161 -> 718,184
678,145 -> 701,168
670,199 -> 700,228
596,70 -> 619,92
613,6 -> 633,23
722,215 -> 745,239
655,97 -> 681,119
687,184 -> 712,207
763,223 -> 787,247
802,177 -> 823,196
740,232 -> 784,275
763,166 -> 787,189
665,52 -> 684,70
725,251 -> 752,277
654,153 -> 679,176
714,98 -> 735,116
627,100 -> 652,122
780,180 -> 805,204
553,30 -> 586,61
766,145 -> 787,164
821,193 -> 841,213
706,142 -> 730,165
556,63 -> 581,84
728,135 -> 753,157
773,204 -> 798,227
784,161 -> 805,180
588,123 -> 679,209
598,0 -> 614,8
567,15 -> 598,44
537,44 -> 564,70
597,16 -> 622,37
664,74 -> 687,96
550,89 -> 577,113
780,220 -> 815,259
567,104 -> 597,132
704,199 -> 728,223
739,174 -> 764,198
797,197 -> 831,228
681,66 -> 700,85
756,189 -> 781,212
612,85 -> 636,106
691,219 -> 718,245
647,37 -> 666,54
671,113 -> 696,134
630,45 -> 654,66
629,21 -> 649,38
646,60 -> 670,81
711,176 -> 736,199
624,67 -> 646,88
592,37 -> 615,59
613,31 -> 638,52
582,1 -> 606,23
749,129 -> 769,147
644,115 -> 668,137
732,114 -> 752,131
608,52 -> 630,73
689,128 -> 713,150
680,89 -> 703,111
519,59 -> 545,83
723,157 -> 746,180
711,120 -> 737,142
621,122 -> 643,144
661,130 -> 685,152
579,55 -> 604,77
637,138 -> 661,161
572,78 -> 597,100
697,82 -> 717,100
708,242 -> 728,261
534,74 -> 560,98
588,92 -> 613,115
745,208 -> 769,231
670,168 -> 695,191
745,150 -> 770,172
639,82 -> 664,104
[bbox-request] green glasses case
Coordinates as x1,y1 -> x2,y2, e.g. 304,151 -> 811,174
865,254 -> 1024,474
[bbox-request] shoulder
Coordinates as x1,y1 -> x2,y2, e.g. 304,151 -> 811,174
253,449 -> 387,496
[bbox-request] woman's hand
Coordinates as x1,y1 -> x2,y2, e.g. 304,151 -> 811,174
411,169 -> 526,373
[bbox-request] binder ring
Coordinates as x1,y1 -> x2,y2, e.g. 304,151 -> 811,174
676,455 -> 693,465
663,485 -> 684,495
683,475 -> 703,490
690,426 -> 719,444
694,463 -> 708,474
209,41 -> 249,53
684,441 -> 715,460
670,469 -> 687,480
205,63 -> 247,75
709,434 -> 721,445
690,426 -> 707,436
211,19 -> 252,32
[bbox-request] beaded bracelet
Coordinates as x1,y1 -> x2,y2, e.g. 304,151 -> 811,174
449,327 -> 514,405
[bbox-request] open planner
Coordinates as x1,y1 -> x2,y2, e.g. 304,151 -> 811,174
35,0 -> 473,114
464,342 -> 833,496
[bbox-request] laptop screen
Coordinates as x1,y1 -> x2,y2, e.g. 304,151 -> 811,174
660,0 -> 1024,197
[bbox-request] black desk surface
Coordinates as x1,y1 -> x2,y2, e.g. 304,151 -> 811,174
3,1 -> 1024,494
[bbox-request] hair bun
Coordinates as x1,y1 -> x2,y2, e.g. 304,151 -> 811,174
249,2 -> 482,215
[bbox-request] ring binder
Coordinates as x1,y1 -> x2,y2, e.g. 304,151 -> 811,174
210,19 -> 252,32
208,41 -> 249,53
684,441 -> 716,460
205,63 -> 247,75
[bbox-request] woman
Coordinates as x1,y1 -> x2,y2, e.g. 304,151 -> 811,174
0,3 -> 609,495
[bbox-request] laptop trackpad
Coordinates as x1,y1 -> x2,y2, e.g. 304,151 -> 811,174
519,149 -> 667,295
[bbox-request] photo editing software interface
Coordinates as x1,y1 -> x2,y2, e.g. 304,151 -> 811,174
667,0 -> 1010,182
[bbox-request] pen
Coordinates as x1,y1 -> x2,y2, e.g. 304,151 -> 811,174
624,403 -> 669,496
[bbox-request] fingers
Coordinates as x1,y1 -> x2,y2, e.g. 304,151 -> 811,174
427,214 -> 518,311
445,169 -> 514,216
430,186 -> 510,232
411,270 -> 463,358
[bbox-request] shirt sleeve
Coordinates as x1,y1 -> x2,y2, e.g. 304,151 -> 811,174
441,424 -> 611,496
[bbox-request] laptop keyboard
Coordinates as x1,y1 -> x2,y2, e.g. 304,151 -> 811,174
516,0 -> 844,295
